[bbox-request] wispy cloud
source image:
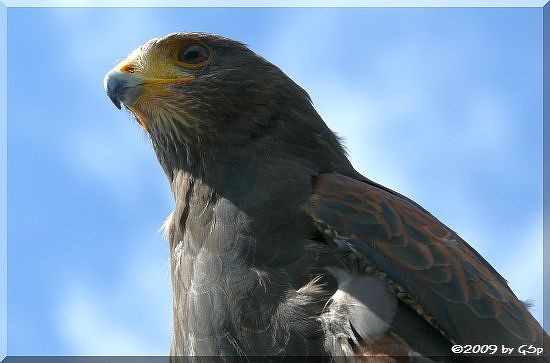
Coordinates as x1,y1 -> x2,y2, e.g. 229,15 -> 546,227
57,236 -> 172,355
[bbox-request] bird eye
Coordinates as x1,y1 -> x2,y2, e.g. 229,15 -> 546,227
177,43 -> 210,66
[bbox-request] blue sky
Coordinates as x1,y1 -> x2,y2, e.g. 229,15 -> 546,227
6,7 -> 543,355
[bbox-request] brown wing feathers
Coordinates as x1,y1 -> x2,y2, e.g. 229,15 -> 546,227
307,172 -> 545,349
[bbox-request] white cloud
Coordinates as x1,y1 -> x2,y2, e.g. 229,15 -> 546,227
57,234 -> 172,355
59,288 -> 152,355
68,114 -> 161,201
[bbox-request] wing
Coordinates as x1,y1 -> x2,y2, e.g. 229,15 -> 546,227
305,172 -> 546,349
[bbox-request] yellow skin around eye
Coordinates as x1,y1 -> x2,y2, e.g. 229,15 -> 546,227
112,47 -> 204,131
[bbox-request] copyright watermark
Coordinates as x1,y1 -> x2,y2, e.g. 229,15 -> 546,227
451,344 -> 544,356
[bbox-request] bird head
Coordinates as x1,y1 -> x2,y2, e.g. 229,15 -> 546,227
104,32 -> 314,144
104,32 -> 352,180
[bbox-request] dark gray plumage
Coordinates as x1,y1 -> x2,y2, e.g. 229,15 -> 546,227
104,32 -> 548,361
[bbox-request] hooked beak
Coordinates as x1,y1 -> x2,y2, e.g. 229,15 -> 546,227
103,68 -> 144,110
104,64 -> 196,110
104,61 -> 196,132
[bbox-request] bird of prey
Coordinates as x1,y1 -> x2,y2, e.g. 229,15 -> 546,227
104,32 -> 548,361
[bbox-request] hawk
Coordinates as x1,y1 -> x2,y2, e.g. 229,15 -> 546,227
104,32 -> 548,361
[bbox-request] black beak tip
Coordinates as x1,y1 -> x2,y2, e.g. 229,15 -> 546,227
104,68 -> 142,111
108,92 -> 122,110
104,69 -> 123,110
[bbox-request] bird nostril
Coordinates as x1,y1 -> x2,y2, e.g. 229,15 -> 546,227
121,64 -> 136,74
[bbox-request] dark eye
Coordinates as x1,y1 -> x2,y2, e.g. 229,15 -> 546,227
178,43 -> 210,65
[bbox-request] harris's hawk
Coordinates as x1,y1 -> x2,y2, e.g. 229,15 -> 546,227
104,32 -> 548,361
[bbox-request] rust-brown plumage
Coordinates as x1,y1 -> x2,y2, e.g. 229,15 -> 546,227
104,32 -> 548,361
308,174 -> 544,347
